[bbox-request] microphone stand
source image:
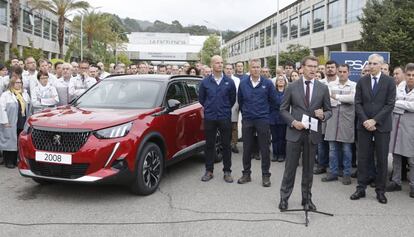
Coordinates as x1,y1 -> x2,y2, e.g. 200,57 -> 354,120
281,118 -> 333,227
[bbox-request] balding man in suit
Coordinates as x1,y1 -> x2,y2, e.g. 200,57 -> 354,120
278,56 -> 332,211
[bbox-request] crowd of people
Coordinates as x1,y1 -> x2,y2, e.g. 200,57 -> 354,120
0,53 -> 413,209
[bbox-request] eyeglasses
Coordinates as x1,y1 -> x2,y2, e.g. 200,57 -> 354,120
305,65 -> 318,68
15,81 -> 23,84
368,62 -> 379,65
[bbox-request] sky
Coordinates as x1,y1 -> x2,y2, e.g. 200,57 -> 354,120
84,0 -> 295,31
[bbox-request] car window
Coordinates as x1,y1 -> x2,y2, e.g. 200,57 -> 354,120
185,80 -> 200,103
165,82 -> 188,107
74,80 -> 161,109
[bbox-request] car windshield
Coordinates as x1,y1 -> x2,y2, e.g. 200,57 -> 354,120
73,79 -> 162,109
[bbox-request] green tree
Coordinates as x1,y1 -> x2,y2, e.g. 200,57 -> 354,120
28,0 -> 90,58
358,0 -> 414,67
267,44 -> 311,73
23,39 -> 43,61
199,34 -> 221,65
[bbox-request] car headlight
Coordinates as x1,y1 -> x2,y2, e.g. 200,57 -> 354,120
94,122 -> 133,139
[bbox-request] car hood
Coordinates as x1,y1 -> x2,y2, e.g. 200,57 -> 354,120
29,106 -> 160,130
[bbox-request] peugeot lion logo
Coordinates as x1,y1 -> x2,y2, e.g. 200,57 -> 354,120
53,134 -> 62,146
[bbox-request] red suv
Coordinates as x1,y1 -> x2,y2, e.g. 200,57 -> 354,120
18,75 -> 222,195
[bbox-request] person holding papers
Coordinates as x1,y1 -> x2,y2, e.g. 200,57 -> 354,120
278,56 -> 332,211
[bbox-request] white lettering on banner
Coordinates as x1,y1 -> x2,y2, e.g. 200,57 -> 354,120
140,52 -> 187,60
345,60 -> 368,70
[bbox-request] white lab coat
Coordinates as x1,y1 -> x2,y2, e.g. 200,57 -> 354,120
0,90 -> 31,151
31,83 -> 59,113
69,75 -> 97,99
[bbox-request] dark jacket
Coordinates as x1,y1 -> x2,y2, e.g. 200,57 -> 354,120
270,89 -> 286,125
355,73 -> 396,132
198,74 -> 236,120
238,76 -> 277,121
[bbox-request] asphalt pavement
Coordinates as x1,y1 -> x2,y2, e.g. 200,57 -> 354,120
0,149 -> 413,237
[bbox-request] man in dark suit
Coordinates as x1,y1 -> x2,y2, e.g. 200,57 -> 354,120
279,56 -> 332,211
350,54 -> 396,204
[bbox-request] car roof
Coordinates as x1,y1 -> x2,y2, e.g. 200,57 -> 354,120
104,74 -> 203,83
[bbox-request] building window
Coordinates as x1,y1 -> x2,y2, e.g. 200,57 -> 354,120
313,2 -> 325,33
265,26 -> 271,46
328,0 -> 342,29
346,0 -> 364,24
300,10 -> 310,36
249,34 -> 254,51
64,28 -> 70,46
0,0 -> 7,26
281,20 -> 288,42
260,29 -> 265,48
51,21 -> 57,41
240,39 -> 244,54
290,16 -> 298,39
254,32 -> 259,50
34,15 -> 42,36
43,19 -> 50,40
23,10 -> 33,34
272,23 -> 277,44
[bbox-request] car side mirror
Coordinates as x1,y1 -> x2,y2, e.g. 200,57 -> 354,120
167,99 -> 181,112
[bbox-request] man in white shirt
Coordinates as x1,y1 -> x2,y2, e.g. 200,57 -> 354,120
69,61 -> 97,100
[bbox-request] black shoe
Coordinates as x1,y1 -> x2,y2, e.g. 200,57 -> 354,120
5,163 -> 15,169
201,171 -> 213,182
350,190 -> 366,200
278,199 -> 288,211
385,182 -> 402,192
338,170 -> 344,177
376,193 -> 387,204
321,173 -> 338,182
342,176 -> 352,185
223,172 -> 233,183
262,176 -> 271,187
231,144 -> 239,153
271,154 -> 278,162
313,167 -> 327,175
277,155 -> 285,162
237,174 -> 251,184
351,170 -> 358,178
410,190 -> 414,198
302,199 -> 317,211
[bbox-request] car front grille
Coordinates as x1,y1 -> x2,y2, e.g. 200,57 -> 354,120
31,128 -> 91,153
28,160 -> 89,179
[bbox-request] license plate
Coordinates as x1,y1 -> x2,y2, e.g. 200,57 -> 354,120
35,151 -> 72,165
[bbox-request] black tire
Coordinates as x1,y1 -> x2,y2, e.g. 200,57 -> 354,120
32,178 -> 55,185
215,130 -> 223,163
130,142 -> 164,195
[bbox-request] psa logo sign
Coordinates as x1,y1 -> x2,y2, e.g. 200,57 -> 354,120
345,60 -> 368,70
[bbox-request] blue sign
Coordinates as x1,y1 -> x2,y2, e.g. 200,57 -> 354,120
330,51 -> 390,82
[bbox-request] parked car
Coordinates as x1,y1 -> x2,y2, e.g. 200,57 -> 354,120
18,74 -> 222,195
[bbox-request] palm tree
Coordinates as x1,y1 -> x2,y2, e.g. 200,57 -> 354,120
29,0 -> 90,58
72,10 -> 114,49
10,0 -> 20,54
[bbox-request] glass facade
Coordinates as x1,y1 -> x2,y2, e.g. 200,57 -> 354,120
34,15 -> 42,36
300,11 -> 310,36
51,21 -> 57,41
0,0 -> 7,26
43,19 -> 50,39
346,0 -> 364,23
313,2 -> 325,33
290,16 -> 298,39
281,20 -> 288,42
23,10 -> 33,34
265,26 -> 271,46
328,0 -> 342,29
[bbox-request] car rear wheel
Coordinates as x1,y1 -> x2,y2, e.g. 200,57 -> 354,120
130,142 -> 164,195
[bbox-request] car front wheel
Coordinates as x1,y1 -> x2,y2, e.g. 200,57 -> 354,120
130,142 -> 164,195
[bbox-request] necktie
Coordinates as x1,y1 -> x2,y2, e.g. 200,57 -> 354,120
305,80 -> 311,107
372,77 -> 378,95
